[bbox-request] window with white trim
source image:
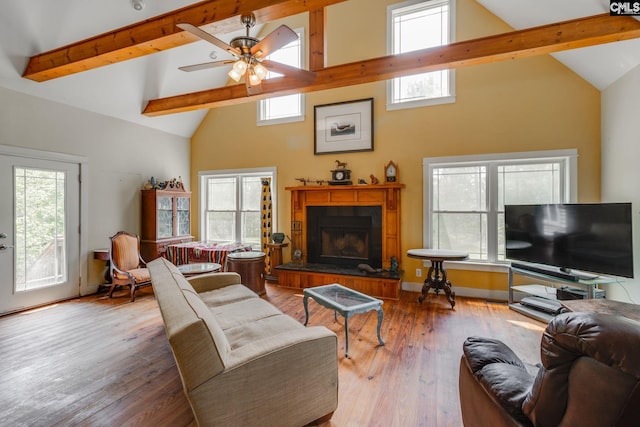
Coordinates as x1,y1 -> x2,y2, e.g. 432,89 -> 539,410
257,29 -> 305,125
423,150 -> 577,263
387,0 -> 455,110
199,168 -> 276,248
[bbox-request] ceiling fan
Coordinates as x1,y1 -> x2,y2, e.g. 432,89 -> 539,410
177,14 -> 315,95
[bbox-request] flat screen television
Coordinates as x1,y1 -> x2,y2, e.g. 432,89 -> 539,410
504,203 -> 634,278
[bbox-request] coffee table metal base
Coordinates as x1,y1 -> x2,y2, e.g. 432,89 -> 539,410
303,283 -> 384,358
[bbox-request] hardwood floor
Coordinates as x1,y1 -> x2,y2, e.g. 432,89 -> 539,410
0,284 -> 546,427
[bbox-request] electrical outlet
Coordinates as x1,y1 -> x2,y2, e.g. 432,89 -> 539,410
416,268 -> 422,277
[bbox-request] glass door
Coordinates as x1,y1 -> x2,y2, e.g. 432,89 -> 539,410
156,196 -> 173,238
0,153 -> 81,314
176,196 -> 190,236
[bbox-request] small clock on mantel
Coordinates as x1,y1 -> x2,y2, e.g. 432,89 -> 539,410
329,160 -> 353,185
385,161 -> 398,182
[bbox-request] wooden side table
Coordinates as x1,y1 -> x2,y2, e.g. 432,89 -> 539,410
93,249 -> 111,292
407,248 -> 469,309
265,242 -> 288,283
226,251 -> 267,295
561,299 -> 640,322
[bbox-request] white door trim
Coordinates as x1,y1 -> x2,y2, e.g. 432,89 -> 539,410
0,144 -> 89,299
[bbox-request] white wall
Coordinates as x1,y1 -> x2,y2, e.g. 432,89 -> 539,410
601,64 -> 640,304
0,87 -> 190,295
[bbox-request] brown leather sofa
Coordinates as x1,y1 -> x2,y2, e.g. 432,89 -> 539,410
459,312 -> 640,427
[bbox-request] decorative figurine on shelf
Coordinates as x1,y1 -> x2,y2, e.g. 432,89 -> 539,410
370,174 -> 379,184
150,176 -> 157,189
335,159 -> 347,169
390,256 -> 399,273
358,178 -> 367,185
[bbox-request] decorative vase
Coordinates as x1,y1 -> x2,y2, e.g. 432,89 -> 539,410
272,232 -> 285,244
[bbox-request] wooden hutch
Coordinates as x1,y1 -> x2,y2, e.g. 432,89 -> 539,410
140,187 -> 193,261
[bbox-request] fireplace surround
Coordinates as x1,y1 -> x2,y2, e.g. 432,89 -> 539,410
276,183 -> 403,299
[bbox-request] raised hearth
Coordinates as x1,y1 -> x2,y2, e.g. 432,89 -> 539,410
275,262 -> 401,300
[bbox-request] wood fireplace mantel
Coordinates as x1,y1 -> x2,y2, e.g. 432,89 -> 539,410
278,183 -> 404,299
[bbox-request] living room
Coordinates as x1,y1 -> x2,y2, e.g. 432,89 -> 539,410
1,0 -> 639,425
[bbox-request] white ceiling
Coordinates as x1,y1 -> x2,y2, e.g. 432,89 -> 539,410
1,0 -> 638,138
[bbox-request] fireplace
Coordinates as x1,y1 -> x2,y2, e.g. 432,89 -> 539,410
307,206 -> 382,268
277,183 -> 403,299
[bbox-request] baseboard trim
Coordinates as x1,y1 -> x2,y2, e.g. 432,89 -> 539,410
402,281 -> 509,302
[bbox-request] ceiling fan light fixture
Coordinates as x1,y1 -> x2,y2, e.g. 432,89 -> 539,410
248,70 -> 261,86
253,63 -> 268,80
227,68 -> 242,82
232,60 -> 248,75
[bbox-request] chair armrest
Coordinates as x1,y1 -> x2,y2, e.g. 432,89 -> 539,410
187,272 -> 242,293
462,337 -> 534,424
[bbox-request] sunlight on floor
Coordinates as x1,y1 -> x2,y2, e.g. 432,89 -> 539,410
507,319 -> 546,332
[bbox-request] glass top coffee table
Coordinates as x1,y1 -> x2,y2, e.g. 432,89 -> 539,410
303,283 -> 385,358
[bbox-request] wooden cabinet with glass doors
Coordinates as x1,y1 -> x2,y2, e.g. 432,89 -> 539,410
140,189 -> 193,261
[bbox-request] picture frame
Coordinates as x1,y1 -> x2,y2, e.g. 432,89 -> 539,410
314,98 -> 374,155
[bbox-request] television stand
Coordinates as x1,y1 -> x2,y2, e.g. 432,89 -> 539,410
508,265 -> 617,322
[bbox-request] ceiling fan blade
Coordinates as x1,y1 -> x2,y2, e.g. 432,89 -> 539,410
251,25 -> 298,58
177,23 -> 241,57
245,73 -> 262,96
179,60 -> 234,72
261,60 -> 316,82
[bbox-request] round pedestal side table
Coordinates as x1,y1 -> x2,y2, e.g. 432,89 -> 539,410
407,248 -> 469,309
226,251 -> 267,295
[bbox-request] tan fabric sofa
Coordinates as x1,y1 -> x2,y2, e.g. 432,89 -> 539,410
148,257 -> 339,427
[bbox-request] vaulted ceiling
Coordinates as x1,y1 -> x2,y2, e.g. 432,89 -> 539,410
1,0 -> 639,138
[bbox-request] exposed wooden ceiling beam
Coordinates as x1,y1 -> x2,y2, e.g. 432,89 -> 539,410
22,0 -> 348,82
309,8 -> 327,72
143,13 -> 640,116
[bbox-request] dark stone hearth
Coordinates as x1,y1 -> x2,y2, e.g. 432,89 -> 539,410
275,262 -> 401,281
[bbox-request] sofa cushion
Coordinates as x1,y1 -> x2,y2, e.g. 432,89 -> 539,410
211,298 -> 284,331
224,313 -> 304,350
197,284 -> 258,307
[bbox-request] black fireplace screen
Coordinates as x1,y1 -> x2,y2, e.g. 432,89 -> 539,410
307,206 -> 382,268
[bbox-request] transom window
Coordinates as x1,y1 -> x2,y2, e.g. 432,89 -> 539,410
257,29 -> 305,125
199,168 -> 276,248
387,0 -> 455,110
424,150 -> 577,263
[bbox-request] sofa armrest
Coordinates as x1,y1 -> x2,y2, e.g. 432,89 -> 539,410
188,326 -> 338,426
187,272 -> 242,293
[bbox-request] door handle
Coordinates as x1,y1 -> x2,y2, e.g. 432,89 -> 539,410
0,233 -> 6,239
0,244 -> 13,251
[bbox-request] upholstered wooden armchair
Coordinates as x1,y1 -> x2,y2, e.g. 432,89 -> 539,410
109,231 -> 151,302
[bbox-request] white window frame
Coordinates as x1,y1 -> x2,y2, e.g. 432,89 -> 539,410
386,0 -> 456,111
423,149 -> 578,270
198,167 -> 277,246
257,28 -> 305,126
